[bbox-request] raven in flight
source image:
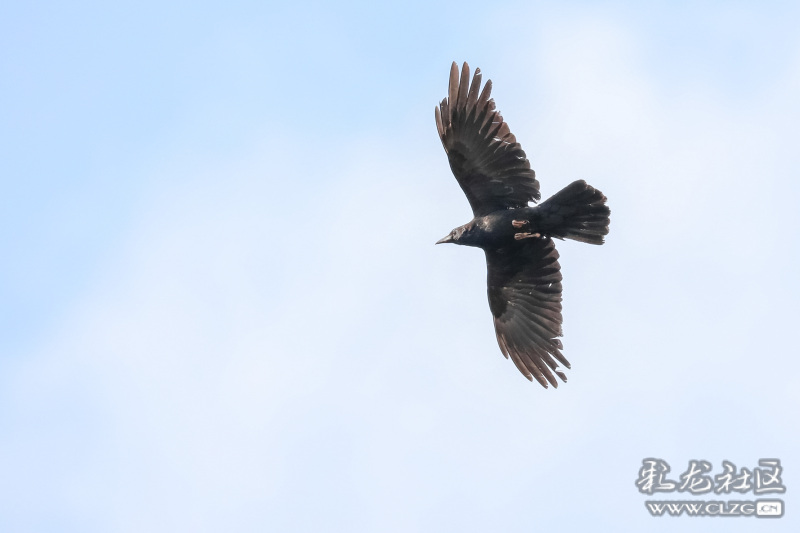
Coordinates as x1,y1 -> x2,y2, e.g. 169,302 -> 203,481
435,62 -> 610,388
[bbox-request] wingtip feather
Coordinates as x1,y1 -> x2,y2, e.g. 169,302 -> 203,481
448,62 -> 459,110
457,62 -> 470,110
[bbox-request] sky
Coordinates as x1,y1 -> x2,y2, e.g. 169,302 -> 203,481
1,1 -> 799,531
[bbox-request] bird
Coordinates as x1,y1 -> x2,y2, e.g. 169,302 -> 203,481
434,62 -> 610,388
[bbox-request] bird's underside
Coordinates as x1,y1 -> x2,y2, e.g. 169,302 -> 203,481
435,62 -> 610,388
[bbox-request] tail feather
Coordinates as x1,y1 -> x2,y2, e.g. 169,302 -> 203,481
537,180 -> 610,245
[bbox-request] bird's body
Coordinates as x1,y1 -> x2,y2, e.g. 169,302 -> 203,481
435,62 -> 610,388
439,208 -> 532,248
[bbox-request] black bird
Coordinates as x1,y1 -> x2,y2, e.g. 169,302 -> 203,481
435,62 -> 610,388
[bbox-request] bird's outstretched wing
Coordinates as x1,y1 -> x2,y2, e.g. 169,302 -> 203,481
485,238 -> 570,388
435,62 -> 540,217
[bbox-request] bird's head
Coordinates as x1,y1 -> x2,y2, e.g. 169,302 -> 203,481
436,221 -> 480,247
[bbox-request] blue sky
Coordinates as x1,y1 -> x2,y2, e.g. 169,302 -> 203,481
2,1 -> 799,531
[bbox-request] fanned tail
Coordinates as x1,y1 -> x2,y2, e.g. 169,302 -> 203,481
537,180 -> 610,245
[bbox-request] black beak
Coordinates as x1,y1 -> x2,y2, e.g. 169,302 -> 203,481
436,234 -> 454,245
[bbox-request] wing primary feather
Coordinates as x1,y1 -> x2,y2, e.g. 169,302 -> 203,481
520,348 -> 557,387
504,317 -> 563,384
499,327 -> 551,387
457,62 -> 470,111
495,330 -> 511,360
448,62 -> 459,118
466,67 -> 481,117
478,78 -> 492,105
507,345 -> 535,382
553,350 -> 571,369
512,324 -> 565,378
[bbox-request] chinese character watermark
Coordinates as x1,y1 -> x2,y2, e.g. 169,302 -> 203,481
636,458 -> 786,519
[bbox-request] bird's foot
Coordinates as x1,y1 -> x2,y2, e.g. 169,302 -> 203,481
514,232 -> 541,240
511,219 -> 529,228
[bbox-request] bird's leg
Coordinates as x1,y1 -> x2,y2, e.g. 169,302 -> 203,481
513,220 -> 540,239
